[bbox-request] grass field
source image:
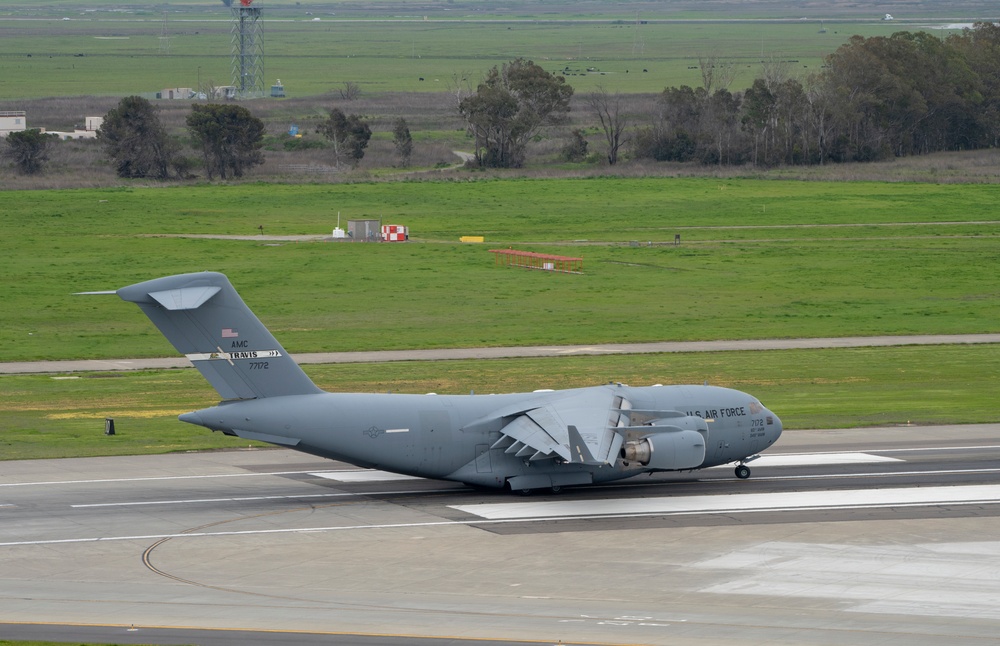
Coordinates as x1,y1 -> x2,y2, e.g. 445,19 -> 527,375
0,15 -> 941,99
3,343 -> 998,459
2,1 -> 999,465
1,178 -> 998,362
0,174 -> 997,459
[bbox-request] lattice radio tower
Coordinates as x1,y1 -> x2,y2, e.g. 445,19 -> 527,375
231,0 -> 264,99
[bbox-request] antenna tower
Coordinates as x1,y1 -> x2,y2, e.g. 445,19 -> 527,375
632,12 -> 644,55
231,0 -> 264,99
159,10 -> 170,53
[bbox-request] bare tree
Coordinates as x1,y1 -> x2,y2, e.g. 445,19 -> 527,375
699,55 -> 739,93
760,54 -> 791,91
338,81 -> 362,101
587,86 -> 630,165
445,70 -> 474,111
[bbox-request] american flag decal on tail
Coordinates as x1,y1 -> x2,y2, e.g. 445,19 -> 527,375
222,328 -> 239,338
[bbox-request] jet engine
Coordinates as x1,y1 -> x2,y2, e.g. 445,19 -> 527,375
620,429 -> 706,470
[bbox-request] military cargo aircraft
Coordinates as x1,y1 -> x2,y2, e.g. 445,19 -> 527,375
113,272 -> 782,492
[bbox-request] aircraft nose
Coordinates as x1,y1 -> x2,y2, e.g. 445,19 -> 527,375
769,410 -> 783,441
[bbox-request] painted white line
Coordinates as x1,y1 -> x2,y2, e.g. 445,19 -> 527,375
0,471 -> 312,488
449,484 -> 1000,520
761,467 -> 1000,480
722,452 -> 902,468
7,484 -> 1000,548
70,488 -> 455,508
311,470 -> 421,483
878,443 -> 1000,453
0,469 -> 383,488
4,498 -> 1000,548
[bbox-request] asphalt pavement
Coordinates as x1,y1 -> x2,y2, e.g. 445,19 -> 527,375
3,333 -> 999,374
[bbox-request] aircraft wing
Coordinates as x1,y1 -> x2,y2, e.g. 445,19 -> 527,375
488,389 -> 627,465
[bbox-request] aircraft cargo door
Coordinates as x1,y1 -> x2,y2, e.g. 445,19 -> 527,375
475,444 -> 492,473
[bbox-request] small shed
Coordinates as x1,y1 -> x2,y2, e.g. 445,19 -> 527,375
348,219 -> 381,241
381,224 -> 408,242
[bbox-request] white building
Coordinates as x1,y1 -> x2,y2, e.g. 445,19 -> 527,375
159,87 -> 195,100
42,116 -> 104,140
0,111 -> 27,137
0,112 -> 103,139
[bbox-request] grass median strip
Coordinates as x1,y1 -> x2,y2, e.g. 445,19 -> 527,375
1,344 -> 997,461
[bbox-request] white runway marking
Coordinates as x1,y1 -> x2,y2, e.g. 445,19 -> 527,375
6,483 -> 1000,548
70,488 -> 455,508
726,452 -> 902,467
449,484 -> 1000,520
0,469 -> 410,487
310,470 -> 421,482
0,471 -> 311,487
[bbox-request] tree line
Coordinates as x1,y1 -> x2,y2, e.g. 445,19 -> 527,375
6,24 -> 1000,177
457,23 -> 1000,168
632,22 -> 1000,167
1,96 -> 390,179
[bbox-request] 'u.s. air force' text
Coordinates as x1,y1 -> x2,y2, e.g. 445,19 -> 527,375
686,407 -> 747,419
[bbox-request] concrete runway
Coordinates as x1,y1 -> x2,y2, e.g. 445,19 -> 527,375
3,424 -> 1000,645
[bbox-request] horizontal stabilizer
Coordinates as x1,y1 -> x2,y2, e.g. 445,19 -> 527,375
148,285 -> 221,311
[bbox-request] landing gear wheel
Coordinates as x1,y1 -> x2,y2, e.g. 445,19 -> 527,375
735,464 -> 751,480
550,486 -> 562,494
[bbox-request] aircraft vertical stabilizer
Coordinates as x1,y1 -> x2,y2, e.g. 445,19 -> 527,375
117,272 -> 322,400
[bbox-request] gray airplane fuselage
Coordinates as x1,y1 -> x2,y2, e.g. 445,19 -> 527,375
181,383 -> 782,489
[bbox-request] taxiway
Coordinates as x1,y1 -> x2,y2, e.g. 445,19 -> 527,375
2,424 -> 1000,645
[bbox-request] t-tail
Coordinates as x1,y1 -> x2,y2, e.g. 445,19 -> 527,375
117,272 -> 322,400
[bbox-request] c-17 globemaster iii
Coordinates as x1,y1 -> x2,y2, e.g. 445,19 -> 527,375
112,272 -> 782,492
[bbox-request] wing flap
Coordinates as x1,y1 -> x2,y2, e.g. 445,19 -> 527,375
498,414 -> 568,461
494,388 -> 629,466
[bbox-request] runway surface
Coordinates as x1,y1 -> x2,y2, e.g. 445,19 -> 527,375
4,333 -> 1000,374
3,424 -> 1000,645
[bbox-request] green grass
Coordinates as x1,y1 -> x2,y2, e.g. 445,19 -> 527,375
0,17 -> 942,99
2,344 -> 997,460
1,178 -> 998,362
1,176 -> 998,460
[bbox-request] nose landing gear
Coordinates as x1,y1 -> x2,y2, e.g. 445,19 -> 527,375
734,453 -> 760,480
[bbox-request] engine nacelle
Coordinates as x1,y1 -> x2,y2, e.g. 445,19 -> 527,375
621,430 -> 706,470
